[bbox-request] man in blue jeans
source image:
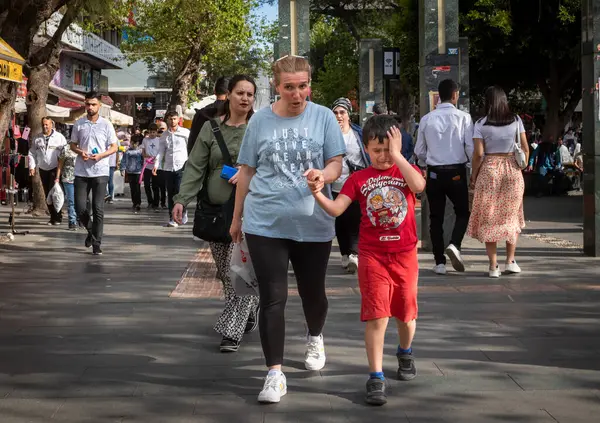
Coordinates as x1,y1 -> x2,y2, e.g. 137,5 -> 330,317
153,110 -> 189,227
70,91 -> 118,255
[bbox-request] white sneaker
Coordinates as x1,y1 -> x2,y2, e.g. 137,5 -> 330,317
257,370 -> 287,403
305,334 -> 326,370
432,264 -> 447,275
181,211 -> 188,225
341,255 -> 349,269
445,244 -> 465,272
489,265 -> 500,278
505,261 -> 521,274
167,220 -> 179,228
347,254 -> 358,274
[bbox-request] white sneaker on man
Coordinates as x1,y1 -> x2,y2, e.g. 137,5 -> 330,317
257,370 -> 287,403
444,244 -> 465,272
505,261 -> 521,274
347,254 -> 358,274
432,263 -> 447,275
341,255 -> 349,269
305,334 -> 326,370
167,220 -> 179,228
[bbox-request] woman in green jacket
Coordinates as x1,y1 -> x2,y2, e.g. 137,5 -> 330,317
172,75 -> 258,352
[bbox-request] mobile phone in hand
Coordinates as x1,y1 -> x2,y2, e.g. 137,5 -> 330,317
220,165 -> 237,180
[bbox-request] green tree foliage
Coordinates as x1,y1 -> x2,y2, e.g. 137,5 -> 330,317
309,15 -> 359,107
461,0 -> 581,137
122,0 -> 272,108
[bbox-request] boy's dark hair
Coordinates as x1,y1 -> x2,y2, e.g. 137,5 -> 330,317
438,79 -> 458,102
164,110 -> 179,120
148,123 -> 158,131
84,91 -> 102,101
362,115 -> 400,146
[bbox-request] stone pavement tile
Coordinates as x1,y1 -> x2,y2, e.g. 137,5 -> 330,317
54,397 -> 196,422
123,413 -> 265,423
0,398 -> 65,422
264,412 -> 385,423
403,409 -> 556,423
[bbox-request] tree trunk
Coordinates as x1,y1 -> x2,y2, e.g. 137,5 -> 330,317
27,66 -> 58,215
169,40 -> 203,111
0,0 -> 69,150
25,0 -> 83,214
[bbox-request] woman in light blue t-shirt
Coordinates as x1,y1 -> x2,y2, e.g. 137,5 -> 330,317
230,56 -> 346,404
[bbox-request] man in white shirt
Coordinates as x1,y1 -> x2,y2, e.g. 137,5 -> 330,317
142,122 -> 161,210
415,79 -> 474,275
153,111 -> 190,227
28,117 -> 67,225
70,92 -> 119,255
557,137 -> 572,165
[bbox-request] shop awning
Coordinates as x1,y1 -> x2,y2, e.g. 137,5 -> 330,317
14,98 -> 71,117
109,109 -> 133,126
0,37 -> 25,83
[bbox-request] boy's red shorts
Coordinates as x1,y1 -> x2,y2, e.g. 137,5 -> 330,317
358,247 -> 418,322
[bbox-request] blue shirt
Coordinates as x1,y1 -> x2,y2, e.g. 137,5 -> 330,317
238,102 -> 346,242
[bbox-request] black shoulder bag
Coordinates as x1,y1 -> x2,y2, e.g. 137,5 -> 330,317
192,120 -> 236,243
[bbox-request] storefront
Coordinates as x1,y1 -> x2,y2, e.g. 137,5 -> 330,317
0,37 -> 25,205
0,37 -> 24,84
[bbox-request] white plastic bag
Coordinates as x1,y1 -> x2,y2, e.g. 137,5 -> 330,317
46,182 -> 64,212
229,238 -> 259,296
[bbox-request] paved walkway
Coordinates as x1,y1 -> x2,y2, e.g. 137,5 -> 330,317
0,195 -> 599,422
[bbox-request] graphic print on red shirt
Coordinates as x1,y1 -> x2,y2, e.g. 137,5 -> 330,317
340,165 -> 418,253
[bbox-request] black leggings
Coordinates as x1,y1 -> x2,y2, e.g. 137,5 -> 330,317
245,234 -> 332,367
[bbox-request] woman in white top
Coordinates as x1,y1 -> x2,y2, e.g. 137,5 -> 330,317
467,86 -> 530,278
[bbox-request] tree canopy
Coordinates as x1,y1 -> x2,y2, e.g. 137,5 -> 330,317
122,0 -> 273,107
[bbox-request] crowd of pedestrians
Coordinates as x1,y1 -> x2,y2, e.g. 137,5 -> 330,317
25,55 -> 547,407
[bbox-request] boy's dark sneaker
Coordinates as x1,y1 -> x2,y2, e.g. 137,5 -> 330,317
365,378 -> 387,405
92,245 -> 103,255
219,337 -> 240,353
85,233 -> 93,248
396,352 -> 417,381
244,305 -> 259,334
68,223 -> 78,231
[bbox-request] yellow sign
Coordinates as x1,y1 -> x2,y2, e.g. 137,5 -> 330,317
0,58 -> 22,83
0,37 -> 25,83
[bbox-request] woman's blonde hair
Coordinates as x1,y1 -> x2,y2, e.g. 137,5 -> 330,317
271,55 -> 311,85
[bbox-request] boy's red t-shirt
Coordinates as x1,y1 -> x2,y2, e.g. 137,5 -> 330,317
340,164 -> 419,253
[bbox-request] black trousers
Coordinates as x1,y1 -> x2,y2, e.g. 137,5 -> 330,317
332,191 -> 360,256
39,167 -> 62,223
143,168 -> 160,207
164,169 -> 184,218
74,176 -> 108,247
425,165 -> 470,265
245,234 -> 332,367
128,175 -> 142,207
156,170 -> 167,207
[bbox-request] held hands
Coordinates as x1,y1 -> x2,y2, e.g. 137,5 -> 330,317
172,203 -> 184,225
469,175 -> 477,190
81,152 -> 89,161
387,125 -> 403,158
304,168 -> 325,194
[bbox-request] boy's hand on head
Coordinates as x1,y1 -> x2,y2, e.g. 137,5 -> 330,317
387,126 -> 403,158
304,169 -> 325,194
